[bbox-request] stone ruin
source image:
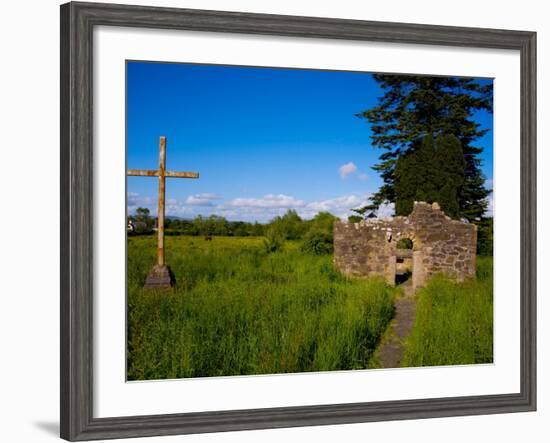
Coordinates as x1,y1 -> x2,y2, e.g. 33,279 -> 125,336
334,202 -> 477,289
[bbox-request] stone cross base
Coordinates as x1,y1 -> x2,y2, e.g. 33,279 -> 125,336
144,264 -> 175,289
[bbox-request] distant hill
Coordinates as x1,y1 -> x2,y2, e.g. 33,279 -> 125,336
165,215 -> 193,222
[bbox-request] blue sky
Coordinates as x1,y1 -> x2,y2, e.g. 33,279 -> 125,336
127,61 -> 493,222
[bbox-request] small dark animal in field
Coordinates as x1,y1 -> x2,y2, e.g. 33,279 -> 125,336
204,235 -> 213,241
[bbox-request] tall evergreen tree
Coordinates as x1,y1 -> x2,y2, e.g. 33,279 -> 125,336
357,75 -> 492,221
394,134 -> 466,219
394,135 -> 431,216
436,134 -> 466,218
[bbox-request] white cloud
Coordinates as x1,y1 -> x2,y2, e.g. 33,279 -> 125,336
302,195 -> 367,219
485,193 -> 494,217
185,193 -> 221,206
181,194 -> 308,223
127,192 -> 156,214
228,194 -> 305,209
338,162 -> 357,179
127,191 -> 393,223
376,202 -> 395,219
128,192 -> 201,218
338,162 -> 369,182
165,198 -> 195,217
215,193 -> 373,222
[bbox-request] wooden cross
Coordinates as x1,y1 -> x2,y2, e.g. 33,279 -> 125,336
128,136 -> 199,288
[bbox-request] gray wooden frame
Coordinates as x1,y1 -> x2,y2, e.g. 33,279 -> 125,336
60,2 -> 537,441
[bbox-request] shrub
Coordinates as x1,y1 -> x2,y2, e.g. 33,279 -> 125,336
476,217 -> 493,256
262,225 -> 285,253
396,238 -> 413,249
310,212 -> 338,232
268,209 -> 306,240
301,229 -> 333,255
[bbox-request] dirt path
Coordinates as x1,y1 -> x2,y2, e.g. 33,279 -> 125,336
376,281 -> 416,368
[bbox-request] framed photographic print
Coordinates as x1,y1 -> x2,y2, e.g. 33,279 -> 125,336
60,2 -> 536,441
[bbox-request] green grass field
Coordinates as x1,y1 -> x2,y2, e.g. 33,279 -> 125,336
127,235 -> 396,380
401,256 -> 493,367
127,235 -> 493,380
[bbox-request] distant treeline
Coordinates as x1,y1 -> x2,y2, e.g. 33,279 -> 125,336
129,206 -> 492,256
165,215 -> 265,237
129,208 -> 338,255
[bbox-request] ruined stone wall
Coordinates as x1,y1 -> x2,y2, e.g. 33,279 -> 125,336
334,202 -> 477,288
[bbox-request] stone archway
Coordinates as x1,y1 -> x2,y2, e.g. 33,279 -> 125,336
334,202 -> 475,288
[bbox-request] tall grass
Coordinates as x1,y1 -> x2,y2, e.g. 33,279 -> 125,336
127,235 -> 396,380
401,256 -> 493,367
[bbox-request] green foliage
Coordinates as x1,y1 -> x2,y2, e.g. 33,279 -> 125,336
204,215 -> 230,236
301,229 -> 334,255
310,211 -> 338,231
269,209 -> 306,240
135,207 -> 150,221
132,222 -> 150,235
133,207 -> 154,231
192,214 -> 231,236
357,75 -> 492,221
162,210 -> 341,241
165,216 -> 266,237
262,225 -> 285,253
439,183 -> 459,218
401,257 -> 493,367
394,134 -> 466,218
396,238 -> 413,249
351,204 -> 378,218
437,134 -> 467,218
300,212 -> 338,255
476,217 -> 493,256
127,235 -> 396,379
348,215 -> 363,223
231,221 -> 251,237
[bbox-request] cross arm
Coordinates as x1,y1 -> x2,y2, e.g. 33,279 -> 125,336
166,171 -> 199,179
127,169 -> 159,177
127,169 -> 199,178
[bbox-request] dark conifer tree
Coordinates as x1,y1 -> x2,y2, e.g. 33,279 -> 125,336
394,134 -> 465,219
436,134 -> 466,218
357,75 -> 492,221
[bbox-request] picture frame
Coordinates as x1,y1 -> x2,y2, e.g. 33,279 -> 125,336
60,1 -> 536,441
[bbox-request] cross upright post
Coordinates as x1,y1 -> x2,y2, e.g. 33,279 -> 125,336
157,136 -> 167,267
128,136 -> 199,289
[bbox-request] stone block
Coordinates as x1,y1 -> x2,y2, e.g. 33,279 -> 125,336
144,264 -> 175,289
